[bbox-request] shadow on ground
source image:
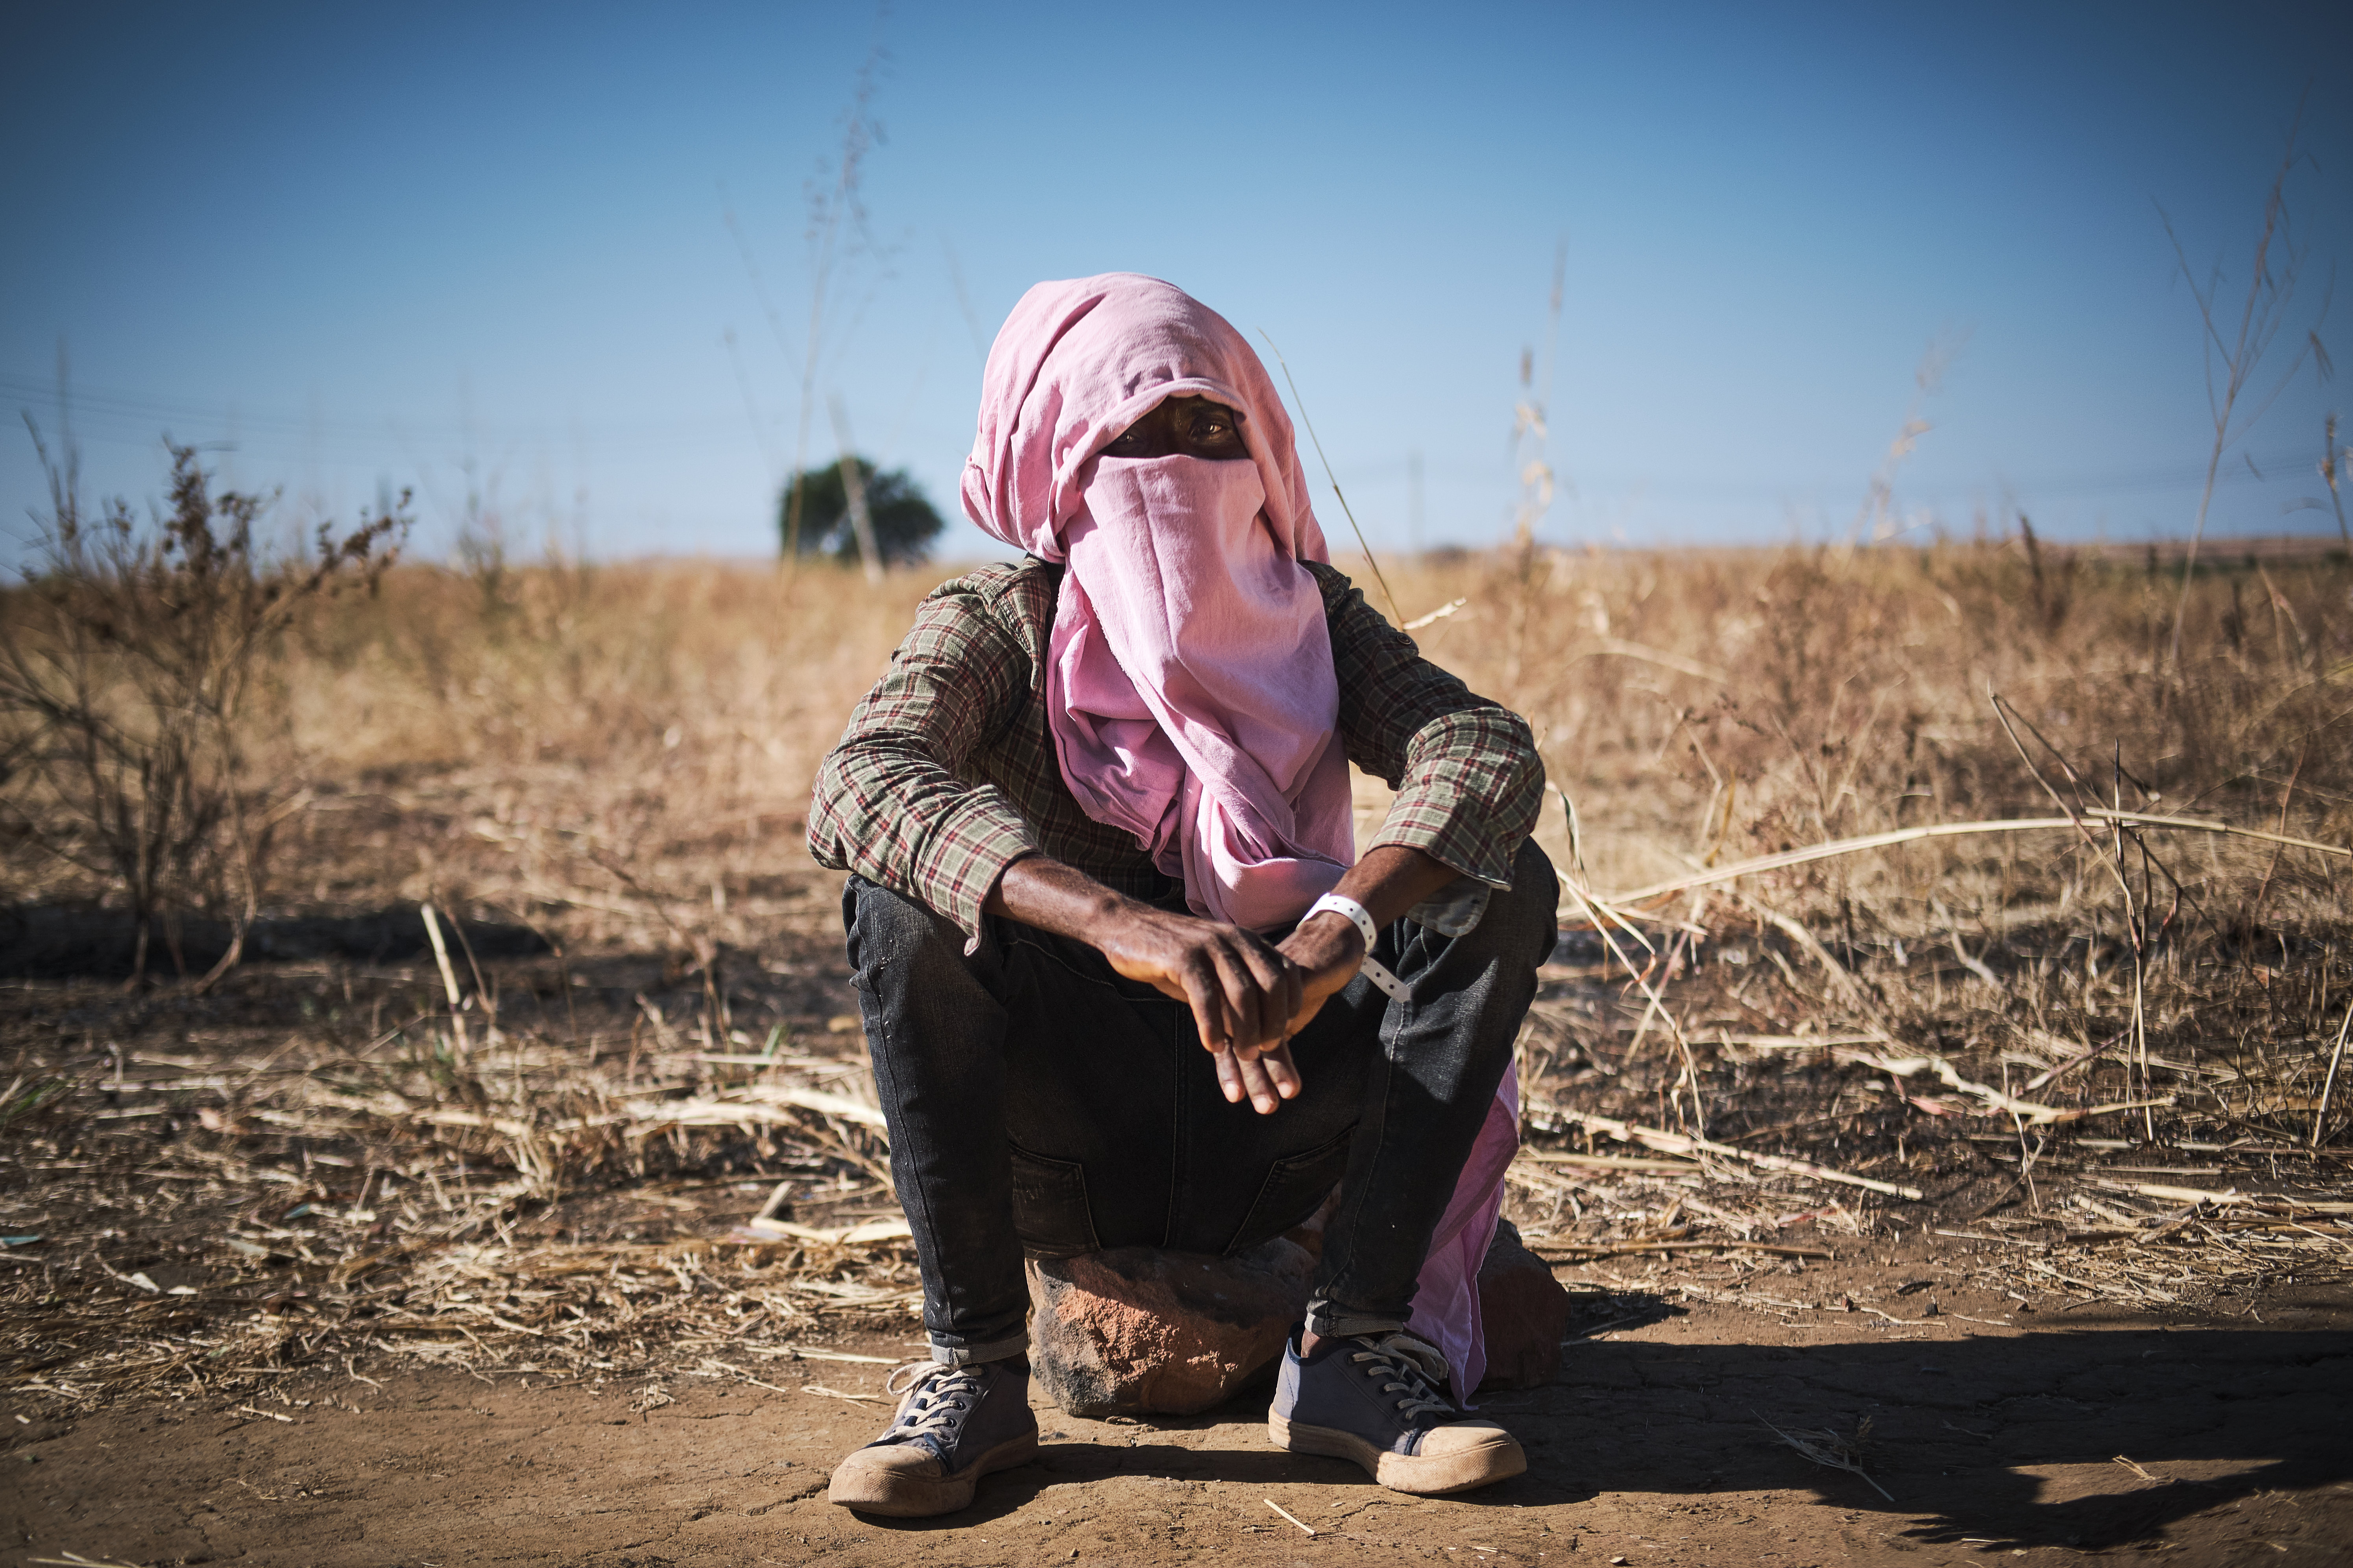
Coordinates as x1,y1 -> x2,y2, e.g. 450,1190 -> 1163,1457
7,1323 -> 2348,1564
891,1325 -> 2352,1553
1,902 -> 550,980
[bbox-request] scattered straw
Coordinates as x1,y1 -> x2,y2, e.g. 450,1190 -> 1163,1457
1533,1106 -> 1925,1201
802,1383 -> 883,1404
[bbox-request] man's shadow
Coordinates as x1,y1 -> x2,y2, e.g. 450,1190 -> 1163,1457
862,1316 -> 2353,1551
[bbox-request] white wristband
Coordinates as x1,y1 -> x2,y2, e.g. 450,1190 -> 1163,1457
1304,893 -> 1411,1003
1305,893 -> 1378,950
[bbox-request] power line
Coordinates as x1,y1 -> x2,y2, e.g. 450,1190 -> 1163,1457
0,373 -> 753,455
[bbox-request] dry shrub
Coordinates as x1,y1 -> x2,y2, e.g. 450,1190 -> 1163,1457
0,439 -> 406,985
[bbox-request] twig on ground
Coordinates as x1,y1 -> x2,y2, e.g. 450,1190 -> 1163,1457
801,1384 -> 881,1404
1265,1498 -> 1317,1537
1536,1239 -> 1832,1261
1532,1104 -> 1924,1200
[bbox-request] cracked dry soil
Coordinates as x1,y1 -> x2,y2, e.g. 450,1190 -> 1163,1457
9,1263 -> 2350,1568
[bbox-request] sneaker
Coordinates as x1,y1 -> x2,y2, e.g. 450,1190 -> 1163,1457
1267,1328 -> 1526,1494
826,1356 -> 1040,1517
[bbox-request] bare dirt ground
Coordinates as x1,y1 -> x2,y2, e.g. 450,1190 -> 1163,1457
8,911 -> 2353,1568
8,1269 -> 2350,1568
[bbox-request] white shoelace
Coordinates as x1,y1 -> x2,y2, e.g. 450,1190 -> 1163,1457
1347,1331 -> 1456,1422
883,1360 -> 987,1443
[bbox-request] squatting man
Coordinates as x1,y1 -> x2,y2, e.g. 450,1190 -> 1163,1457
808,273 -> 1557,1517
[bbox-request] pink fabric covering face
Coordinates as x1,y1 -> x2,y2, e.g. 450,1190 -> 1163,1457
961,273 -> 1352,928
965,273 -> 1520,1400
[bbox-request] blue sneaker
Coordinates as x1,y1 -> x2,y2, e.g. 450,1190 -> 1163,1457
1267,1328 -> 1526,1494
827,1356 -> 1040,1517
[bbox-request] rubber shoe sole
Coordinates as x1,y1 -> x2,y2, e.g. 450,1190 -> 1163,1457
826,1430 -> 1040,1518
1268,1411 -> 1526,1495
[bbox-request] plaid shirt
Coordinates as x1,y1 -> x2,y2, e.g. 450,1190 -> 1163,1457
808,559 -> 1544,941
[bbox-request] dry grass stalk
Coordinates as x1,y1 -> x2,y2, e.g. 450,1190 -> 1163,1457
1596,808 -> 2348,911
2160,101 -> 2329,661
1259,330 -> 1402,625
1535,1238 -> 1830,1262
1757,1412 -> 1892,1501
2315,998 -> 2352,1148
1534,1106 -> 1925,1201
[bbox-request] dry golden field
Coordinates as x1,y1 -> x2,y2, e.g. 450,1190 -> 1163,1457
22,535 -> 2351,949
7,534 -> 2353,1560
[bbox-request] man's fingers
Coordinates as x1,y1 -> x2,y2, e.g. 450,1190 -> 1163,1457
1227,930 -> 1309,1054
1262,943 -> 1304,1047
1231,1048 -> 1283,1114
1214,1042 -> 1297,1111
1157,924 -> 1312,1058
1258,1041 -> 1303,1101
1200,943 -> 1254,1050
1211,1046 -> 1246,1104
1181,954 -> 1231,1051
1206,939 -> 1278,1051
1235,932 -> 1297,1022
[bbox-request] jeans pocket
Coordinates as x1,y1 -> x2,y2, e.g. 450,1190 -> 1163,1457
1008,1144 -> 1101,1258
1225,1125 -> 1356,1255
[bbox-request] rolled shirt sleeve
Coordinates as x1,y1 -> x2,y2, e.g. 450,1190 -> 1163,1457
1311,564 -> 1547,892
807,581 -> 1041,942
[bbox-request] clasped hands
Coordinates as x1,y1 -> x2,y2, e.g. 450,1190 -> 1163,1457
983,844 -> 1458,1115
1096,900 -> 1362,1113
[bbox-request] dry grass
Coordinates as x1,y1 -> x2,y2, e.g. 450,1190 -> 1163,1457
6,537 -> 2353,1412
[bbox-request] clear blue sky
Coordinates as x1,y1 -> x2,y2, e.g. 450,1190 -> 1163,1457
5,1 -> 2347,564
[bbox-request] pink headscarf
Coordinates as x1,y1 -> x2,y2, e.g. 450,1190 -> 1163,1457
965,274 -> 1517,1402
960,273 -> 1354,929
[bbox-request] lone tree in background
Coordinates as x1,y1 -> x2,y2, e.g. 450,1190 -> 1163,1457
778,458 -> 945,569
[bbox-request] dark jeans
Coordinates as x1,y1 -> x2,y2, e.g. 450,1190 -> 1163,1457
843,839 -> 1557,1365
